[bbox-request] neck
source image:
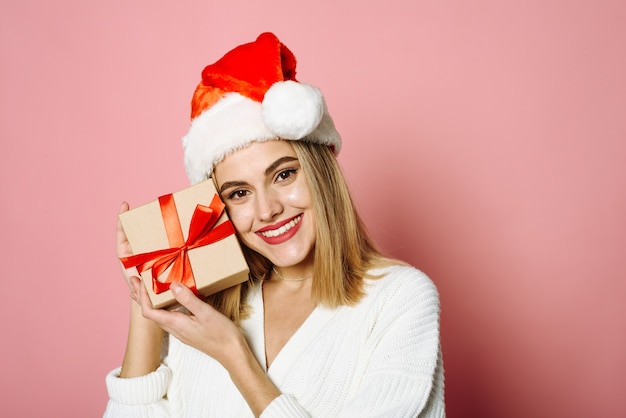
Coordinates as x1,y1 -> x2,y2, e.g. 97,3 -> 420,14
272,267 -> 312,282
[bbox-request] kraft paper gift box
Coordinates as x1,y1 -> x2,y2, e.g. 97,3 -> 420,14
118,180 -> 249,309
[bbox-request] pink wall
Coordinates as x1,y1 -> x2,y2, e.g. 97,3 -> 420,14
1,1 -> 624,416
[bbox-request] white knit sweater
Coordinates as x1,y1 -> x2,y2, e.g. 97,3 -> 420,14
104,265 -> 445,417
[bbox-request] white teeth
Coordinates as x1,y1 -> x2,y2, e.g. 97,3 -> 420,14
261,215 -> 301,238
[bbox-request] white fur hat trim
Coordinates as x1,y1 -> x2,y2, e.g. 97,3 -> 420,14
182,88 -> 342,185
182,93 -> 275,184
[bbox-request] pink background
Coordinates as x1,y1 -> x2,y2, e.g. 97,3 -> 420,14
1,1 -> 624,417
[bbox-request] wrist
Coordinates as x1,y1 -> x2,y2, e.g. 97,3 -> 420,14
120,300 -> 165,378
226,343 -> 280,416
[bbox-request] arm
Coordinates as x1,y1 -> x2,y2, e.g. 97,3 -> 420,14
104,203 -> 169,417
117,202 -> 165,377
120,278 -> 165,377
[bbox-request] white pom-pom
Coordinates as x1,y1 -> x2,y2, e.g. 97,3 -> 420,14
262,80 -> 324,139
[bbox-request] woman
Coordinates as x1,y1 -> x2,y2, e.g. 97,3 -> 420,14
105,32 -> 445,417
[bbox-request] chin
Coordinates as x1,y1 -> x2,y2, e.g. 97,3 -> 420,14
262,245 -> 314,267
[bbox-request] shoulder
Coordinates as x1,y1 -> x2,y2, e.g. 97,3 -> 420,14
363,264 -> 440,312
368,264 -> 438,296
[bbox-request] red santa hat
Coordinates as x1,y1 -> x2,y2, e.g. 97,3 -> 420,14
182,32 -> 342,184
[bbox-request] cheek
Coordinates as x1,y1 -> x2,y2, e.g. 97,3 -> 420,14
285,183 -> 312,207
229,211 -> 259,250
226,207 -> 254,233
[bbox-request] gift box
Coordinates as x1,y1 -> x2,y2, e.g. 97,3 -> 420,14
118,180 -> 249,309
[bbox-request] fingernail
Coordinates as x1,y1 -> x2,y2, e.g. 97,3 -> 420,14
170,283 -> 181,295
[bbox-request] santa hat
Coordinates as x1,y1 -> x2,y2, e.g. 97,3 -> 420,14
182,32 -> 342,184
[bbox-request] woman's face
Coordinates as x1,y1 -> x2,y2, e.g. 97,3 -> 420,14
213,140 -> 316,272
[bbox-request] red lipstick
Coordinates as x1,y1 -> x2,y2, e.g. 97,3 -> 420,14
256,214 -> 303,245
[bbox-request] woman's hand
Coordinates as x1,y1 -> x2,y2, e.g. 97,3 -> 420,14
131,278 -> 281,415
131,278 -> 244,369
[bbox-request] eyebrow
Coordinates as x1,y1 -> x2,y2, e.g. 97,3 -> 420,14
218,156 -> 299,194
264,156 -> 298,177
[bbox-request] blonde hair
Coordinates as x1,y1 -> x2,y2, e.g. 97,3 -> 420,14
206,141 -> 397,323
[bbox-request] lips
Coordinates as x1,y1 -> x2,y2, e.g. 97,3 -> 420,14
256,214 -> 303,244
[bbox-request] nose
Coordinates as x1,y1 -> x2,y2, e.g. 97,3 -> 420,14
255,188 -> 282,221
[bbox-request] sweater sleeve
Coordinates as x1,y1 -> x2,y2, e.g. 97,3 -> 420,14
337,268 -> 445,417
103,365 -> 171,418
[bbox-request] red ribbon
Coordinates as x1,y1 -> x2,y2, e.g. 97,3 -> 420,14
120,193 -> 235,295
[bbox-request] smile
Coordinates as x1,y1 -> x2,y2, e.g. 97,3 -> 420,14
259,214 -> 303,238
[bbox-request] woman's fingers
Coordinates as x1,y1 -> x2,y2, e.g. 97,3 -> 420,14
169,283 -> 207,318
133,279 -> 189,330
117,201 -> 140,286
116,201 -> 132,258
129,276 -> 142,302
130,278 -> 240,364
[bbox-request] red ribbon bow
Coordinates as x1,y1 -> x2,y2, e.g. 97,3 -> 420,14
120,193 -> 235,295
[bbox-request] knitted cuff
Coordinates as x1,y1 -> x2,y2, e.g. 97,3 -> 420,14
105,365 -> 171,405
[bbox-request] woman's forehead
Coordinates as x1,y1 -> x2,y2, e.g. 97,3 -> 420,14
214,140 -> 297,179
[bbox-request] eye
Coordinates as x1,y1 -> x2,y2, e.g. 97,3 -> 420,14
275,168 -> 297,183
226,189 -> 250,201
